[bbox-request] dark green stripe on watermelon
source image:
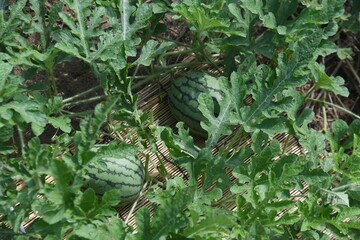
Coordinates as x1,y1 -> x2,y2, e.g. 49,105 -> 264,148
168,71 -> 223,137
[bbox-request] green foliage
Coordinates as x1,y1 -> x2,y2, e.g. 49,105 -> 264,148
1,0 -> 360,239
199,76 -> 238,147
0,0 -> 29,42
0,56 -> 71,144
311,62 -> 349,97
341,0 -> 360,33
135,186 -> 190,239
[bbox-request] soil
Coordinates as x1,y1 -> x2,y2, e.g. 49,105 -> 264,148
22,59 -> 101,144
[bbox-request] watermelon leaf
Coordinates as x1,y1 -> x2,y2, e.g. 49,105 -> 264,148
161,123 -> 199,159
47,116 -> 71,133
237,30 -> 324,134
102,189 -> 123,206
0,0 -> 29,42
198,76 -> 237,148
311,62 -> 349,97
182,209 -> 236,238
56,0 -> 104,60
79,188 -> 98,213
32,200 -> 66,225
135,187 -> 190,240
160,125 -> 200,186
0,60 -> 13,95
172,2 -> 229,33
201,153 -> 231,190
74,97 -> 119,161
71,216 -> 127,240
299,129 -> 326,169
29,0 -> 63,50
134,40 -> 175,66
134,208 -> 151,240
0,98 -> 48,136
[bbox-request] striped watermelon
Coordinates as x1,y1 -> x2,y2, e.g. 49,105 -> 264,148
168,71 -> 223,137
84,149 -> 144,204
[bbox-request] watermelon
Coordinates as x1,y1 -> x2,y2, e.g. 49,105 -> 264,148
168,71 -> 223,137
84,151 -> 144,204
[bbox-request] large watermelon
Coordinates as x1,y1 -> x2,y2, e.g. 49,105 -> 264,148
168,71 -> 223,137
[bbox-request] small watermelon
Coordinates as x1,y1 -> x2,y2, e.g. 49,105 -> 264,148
84,147 -> 144,204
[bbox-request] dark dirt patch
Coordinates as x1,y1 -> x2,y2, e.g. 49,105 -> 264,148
55,59 -> 97,99
22,59 -> 102,144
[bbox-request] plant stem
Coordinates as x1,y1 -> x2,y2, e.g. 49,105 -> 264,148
61,110 -> 94,118
307,98 -> 360,120
45,67 -> 57,97
331,183 -> 359,192
63,95 -> 106,107
200,47 -> 222,73
63,85 -> 102,103
281,134 -> 291,155
211,193 -> 237,207
304,84 -> 316,99
50,72 -> 57,96
131,61 -> 207,89
160,49 -> 194,58
155,61 -> 209,70
75,0 -> 90,59
221,126 -> 245,159
131,63 -> 141,80
122,0 -> 129,41
17,126 -> 25,154
124,182 -> 148,225
322,95 -> 328,132
155,35 -> 193,48
346,60 -> 360,85
132,70 -> 168,90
